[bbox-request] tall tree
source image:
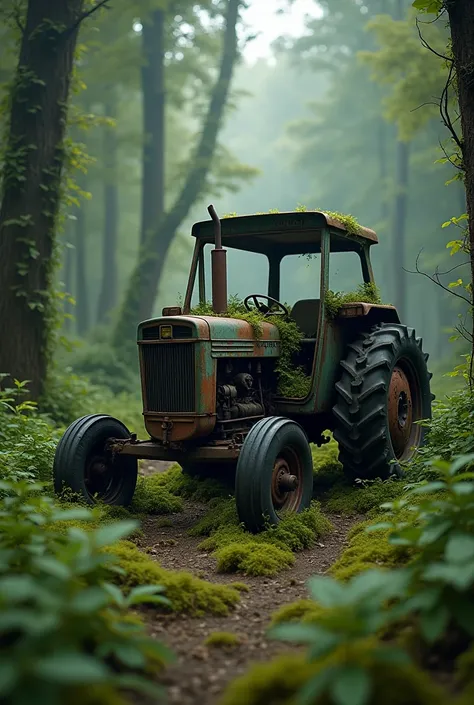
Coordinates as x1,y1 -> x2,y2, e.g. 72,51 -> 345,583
97,92 -> 119,323
113,0 -> 243,357
140,8 -> 165,248
0,0 -> 99,398
442,0 -> 474,372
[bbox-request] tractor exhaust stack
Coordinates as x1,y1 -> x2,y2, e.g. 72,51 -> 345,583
208,204 -> 227,314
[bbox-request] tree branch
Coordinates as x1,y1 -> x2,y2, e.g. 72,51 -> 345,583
404,250 -> 472,306
415,17 -> 453,63
66,0 -> 111,35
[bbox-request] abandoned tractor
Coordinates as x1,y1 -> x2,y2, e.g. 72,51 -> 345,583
54,207 -> 433,533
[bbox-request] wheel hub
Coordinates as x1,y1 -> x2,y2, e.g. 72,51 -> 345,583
388,366 -> 413,458
85,454 -> 114,496
271,456 -> 301,511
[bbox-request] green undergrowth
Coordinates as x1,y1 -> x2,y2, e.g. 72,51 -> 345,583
270,599 -> 324,627
188,496 -> 332,577
106,540 -> 240,616
324,282 -> 382,319
219,648 -> 448,705
190,296 -> 311,397
329,512 -> 413,581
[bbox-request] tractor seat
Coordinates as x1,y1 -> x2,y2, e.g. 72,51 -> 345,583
290,299 -> 320,339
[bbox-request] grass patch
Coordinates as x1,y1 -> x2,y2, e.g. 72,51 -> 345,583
323,477 -> 406,515
131,474 -> 184,515
189,497 -> 332,577
329,514 -> 413,581
204,631 -> 241,648
270,599 -> 324,627
108,540 -> 240,616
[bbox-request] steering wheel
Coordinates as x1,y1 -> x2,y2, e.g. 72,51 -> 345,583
243,294 -> 289,317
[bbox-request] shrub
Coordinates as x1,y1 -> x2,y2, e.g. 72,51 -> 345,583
0,480 -> 173,704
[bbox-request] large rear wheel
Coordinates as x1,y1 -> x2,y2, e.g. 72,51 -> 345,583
53,414 -> 138,505
235,416 -> 314,533
333,324 -> 433,480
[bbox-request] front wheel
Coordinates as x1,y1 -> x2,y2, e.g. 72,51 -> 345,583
53,414 -> 138,505
235,417 -> 314,533
333,323 -> 433,481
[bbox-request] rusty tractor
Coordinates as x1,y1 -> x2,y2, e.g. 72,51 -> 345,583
53,207 -> 433,532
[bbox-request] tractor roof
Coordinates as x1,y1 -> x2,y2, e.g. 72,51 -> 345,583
191,211 -> 378,256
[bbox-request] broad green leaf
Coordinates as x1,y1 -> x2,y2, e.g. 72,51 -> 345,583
115,674 -> 166,699
347,568 -> 408,602
331,666 -> 371,705
449,454 -> 474,476
92,520 -> 138,548
0,575 -> 36,601
268,622 -> 321,645
112,644 -> 146,669
102,581 -> 125,607
418,521 -> 452,547
69,586 -> 109,613
445,534 -> 474,563
295,666 -> 340,705
51,508 -> 94,522
375,646 -> 411,665
419,607 -> 449,643
34,652 -> 110,684
307,575 -> 347,607
0,661 -> 18,696
32,556 -> 71,579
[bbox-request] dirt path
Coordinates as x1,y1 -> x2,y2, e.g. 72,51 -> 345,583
134,467 -> 360,705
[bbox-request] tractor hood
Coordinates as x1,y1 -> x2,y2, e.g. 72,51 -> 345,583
138,315 -> 281,358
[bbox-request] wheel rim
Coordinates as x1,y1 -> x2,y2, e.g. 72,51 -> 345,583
271,447 -> 303,515
85,450 -> 125,503
388,361 -> 422,461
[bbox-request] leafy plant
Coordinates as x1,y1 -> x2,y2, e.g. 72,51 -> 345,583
0,480 -> 174,704
371,454 -> 474,645
268,570 -> 411,705
324,283 -> 382,320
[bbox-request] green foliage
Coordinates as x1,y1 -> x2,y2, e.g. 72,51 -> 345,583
65,337 -> 139,395
190,295 -> 311,397
204,631 -> 241,648
408,383 -> 474,480
131,474 -> 184,515
324,283 -> 382,320
0,480 -> 174,704
324,477 -> 407,516
219,647 -> 446,705
0,379 -> 60,484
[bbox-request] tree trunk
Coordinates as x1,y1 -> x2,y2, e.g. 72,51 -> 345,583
63,221 -> 74,334
0,0 -> 84,398
393,140 -> 410,320
97,94 -> 119,323
446,0 -> 474,376
378,119 -> 389,225
113,0 -> 242,357
140,9 -> 165,247
75,189 -> 89,337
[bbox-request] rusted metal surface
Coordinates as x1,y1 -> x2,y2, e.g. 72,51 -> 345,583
208,205 -> 228,314
191,210 -> 379,252
338,302 -> 400,322
271,451 -> 303,512
387,364 -> 421,460
110,438 -> 240,463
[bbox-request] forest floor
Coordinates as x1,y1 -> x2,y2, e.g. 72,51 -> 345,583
135,462 -> 361,705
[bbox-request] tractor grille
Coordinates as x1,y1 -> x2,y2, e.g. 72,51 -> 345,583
141,343 -> 195,412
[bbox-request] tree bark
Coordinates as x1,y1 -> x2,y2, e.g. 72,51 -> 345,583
140,9 -> 165,247
97,93 -> 119,323
0,0 -> 84,398
446,0 -> 474,376
113,0 -> 241,356
393,140 -> 410,320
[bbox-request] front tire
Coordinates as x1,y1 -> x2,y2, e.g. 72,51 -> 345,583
53,414 -> 138,506
333,323 -> 433,481
235,417 -> 314,533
